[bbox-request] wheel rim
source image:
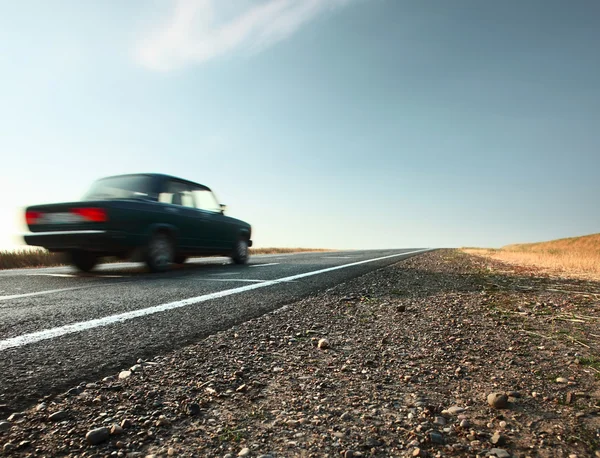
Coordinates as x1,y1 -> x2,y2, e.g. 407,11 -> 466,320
150,236 -> 173,268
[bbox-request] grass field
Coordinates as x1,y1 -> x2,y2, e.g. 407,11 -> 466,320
463,233 -> 600,278
0,247 -> 334,270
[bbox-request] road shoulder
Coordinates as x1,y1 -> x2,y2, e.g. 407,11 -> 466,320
1,250 -> 599,457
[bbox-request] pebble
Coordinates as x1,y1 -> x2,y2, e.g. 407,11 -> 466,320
499,421 -> 507,428
120,418 -> 132,429
0,421 -> 11,431
188,403 -> 201,416
118,370 -> 132,380
317,338 -> 330,350
491,431 -> 506,446
459,419 -> 470,428
111,424 -> 124,435
3,443 -> 15,453
7,412 -> 24,422
86,427 -> 110,445
489,448 -> 510,458
238,447 -> 250,457
130,364 -> 144,372
48,410 -> 68,421
340,411 -> 352,420
487,392 -> 508,409
556,377 -> 569,383
433,416 -> 446,426
412,448 -> 423,457
445,406 -> 465,415
429,430 -> 445,444
258,455 -> 273,458
168,449 -> 176,456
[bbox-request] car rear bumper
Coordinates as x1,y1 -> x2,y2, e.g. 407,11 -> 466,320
23,230 -> 130,253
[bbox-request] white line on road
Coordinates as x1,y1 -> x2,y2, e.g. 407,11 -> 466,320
0,287 -> 88,302
199,279 -> 266,283
0,249 -> 431,351
250,263 -> 280,267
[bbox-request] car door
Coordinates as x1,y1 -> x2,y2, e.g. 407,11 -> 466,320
192,187 -> 235,250
158,180 -> 207,250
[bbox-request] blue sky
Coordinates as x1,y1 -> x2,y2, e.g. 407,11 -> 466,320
1,0 -> 599,250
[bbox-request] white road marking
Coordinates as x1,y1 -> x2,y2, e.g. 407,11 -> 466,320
0,249 -> 431,351
27,273 -> 77,278
250,263 -> 280,267
0,287 -> 87,302
26,273 -> 125,279
199,279 -> 266,283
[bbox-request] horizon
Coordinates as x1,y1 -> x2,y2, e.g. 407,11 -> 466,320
1,0 -> 599,250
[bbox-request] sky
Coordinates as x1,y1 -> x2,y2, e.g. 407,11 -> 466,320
1,0 -> 599,250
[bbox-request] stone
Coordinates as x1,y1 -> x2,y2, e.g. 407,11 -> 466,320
412,448 -> 423,457
433,416 -> 446,426
48,410 -> 68,421
429,430 -> 445,445
86,427 -> 110,445
168,448 -> 176,456
3,443 -> 15,453
118,371 -> 132,380
340,411 -> 352,420
7,412 -> 24,422
487,393 -> 508,409
459,419 -> 470,428
238,447 -> 250,457
120,418 -> 132,429
188,403 -> 201,416
491,431 -> 506,446
556,377 -> 569,383
365,438 -> 383,447
317,338 -> 330,350
445,406 -> 465,415
0,421 -> 11,432
489,448 -> 510,458
110,424 -> 124,435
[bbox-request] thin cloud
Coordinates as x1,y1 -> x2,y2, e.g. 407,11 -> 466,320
136,0 -> 351,71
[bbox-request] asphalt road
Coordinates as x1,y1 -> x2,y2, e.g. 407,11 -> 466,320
0,249 -> 429,410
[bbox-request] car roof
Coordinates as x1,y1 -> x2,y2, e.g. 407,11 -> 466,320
98,173 -> 211,191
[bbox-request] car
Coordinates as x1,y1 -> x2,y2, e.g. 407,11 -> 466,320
23,173 -> 253,272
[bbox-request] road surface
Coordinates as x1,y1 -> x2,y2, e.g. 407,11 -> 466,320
0,249 -> 430,409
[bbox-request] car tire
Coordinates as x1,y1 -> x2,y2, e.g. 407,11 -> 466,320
231,237 -> 249,265
146,232 -> 174,272
69,250 -> 98,272
174,255 -> 187,264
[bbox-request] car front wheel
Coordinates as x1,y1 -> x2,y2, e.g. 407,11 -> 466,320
69,250 -> 98,272
231,238 -> 249,265
146,233 -> 174,272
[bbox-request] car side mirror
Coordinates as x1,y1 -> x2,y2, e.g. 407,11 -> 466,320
220,204 -> 227,214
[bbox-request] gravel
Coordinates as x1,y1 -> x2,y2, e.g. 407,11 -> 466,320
0,250 -> 599,457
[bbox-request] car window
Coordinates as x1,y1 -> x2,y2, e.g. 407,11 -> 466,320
83,175 -> 153,201
193,189 -> 221,213
159,181 -> 196,208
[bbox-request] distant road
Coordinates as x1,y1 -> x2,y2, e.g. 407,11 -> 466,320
0,249 -> 430,409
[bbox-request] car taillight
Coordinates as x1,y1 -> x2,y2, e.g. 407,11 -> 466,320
26,211 -> 42,225
71,207 -> 108,222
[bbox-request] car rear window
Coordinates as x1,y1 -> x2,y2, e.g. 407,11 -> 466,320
82,175 -> 154,201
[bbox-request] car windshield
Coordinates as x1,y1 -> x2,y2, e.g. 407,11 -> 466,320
82,175 -> 154,201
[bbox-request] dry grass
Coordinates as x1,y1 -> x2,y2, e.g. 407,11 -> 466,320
463,233 -> 600,280
0,247 -> 334,270
0,249 -> 65,270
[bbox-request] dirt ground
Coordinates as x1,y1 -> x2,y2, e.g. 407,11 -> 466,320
1,250 -> 599,457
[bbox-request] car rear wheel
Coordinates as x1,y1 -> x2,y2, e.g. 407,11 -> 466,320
146,233 -> 174,272
69,250 -> 98,272
231,238 -> 249,265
